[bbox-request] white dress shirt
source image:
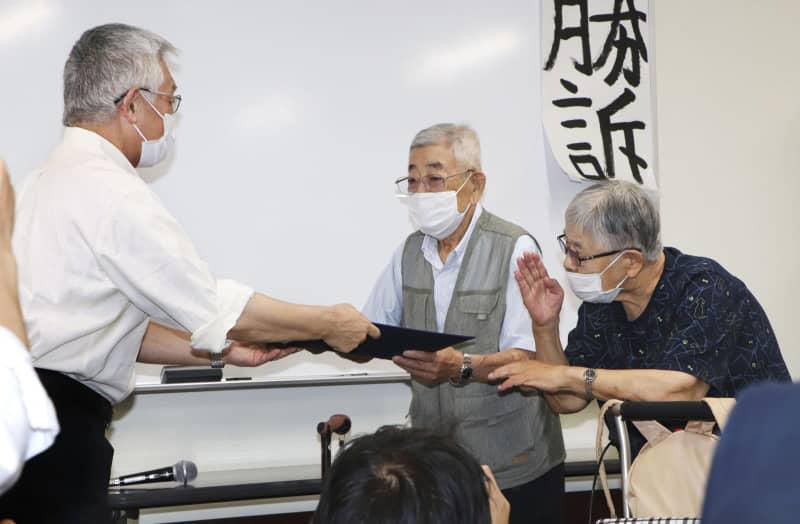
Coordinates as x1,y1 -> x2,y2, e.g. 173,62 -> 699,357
363,205 -> 538,352
0,327 -> 59,495
12,127 -> 254,403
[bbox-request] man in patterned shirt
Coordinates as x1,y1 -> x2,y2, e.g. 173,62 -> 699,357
489,180 -> 789,418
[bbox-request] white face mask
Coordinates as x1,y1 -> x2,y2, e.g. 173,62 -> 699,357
565,252 -> 628,303
132,95 -> 175,168
395,174 -> 473,239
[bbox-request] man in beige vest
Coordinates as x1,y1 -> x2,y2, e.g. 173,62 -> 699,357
363,123 -> 565,524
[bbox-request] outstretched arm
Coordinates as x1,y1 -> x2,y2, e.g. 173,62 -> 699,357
489,361 -> 709,413
138,321 -> 301,366
393,347 -> 532,386
229,294 -> 380,354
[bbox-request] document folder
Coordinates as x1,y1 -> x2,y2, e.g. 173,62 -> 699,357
275,323 -> 473,360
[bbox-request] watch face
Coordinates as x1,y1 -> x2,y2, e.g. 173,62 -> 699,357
462,367 -> 473,381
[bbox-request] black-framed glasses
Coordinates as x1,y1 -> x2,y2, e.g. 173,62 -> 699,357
112,87 -> 182,113
394,169 -> 473,194
557,234 -> 639,266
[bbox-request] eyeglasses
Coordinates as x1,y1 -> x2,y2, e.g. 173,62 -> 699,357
112,87 -> 182,113
557,234 -> 639,267
394,169 -> 473,194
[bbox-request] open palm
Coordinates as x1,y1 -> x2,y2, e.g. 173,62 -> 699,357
225,342 -> 302,367
515,251 -> 564,327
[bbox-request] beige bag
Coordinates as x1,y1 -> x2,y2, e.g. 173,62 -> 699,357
596,398 -> 735,518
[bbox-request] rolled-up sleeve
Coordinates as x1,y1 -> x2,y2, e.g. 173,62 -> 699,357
97,188 -> 254,353
190,278 -> 254,351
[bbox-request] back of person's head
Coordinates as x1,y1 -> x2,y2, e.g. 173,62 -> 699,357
63,23 -> 176,126
312,425 -> 491,524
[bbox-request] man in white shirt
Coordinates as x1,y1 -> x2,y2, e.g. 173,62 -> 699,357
0,161 -> 59,499
362,124 -> 565,524
0,24 -> 378,523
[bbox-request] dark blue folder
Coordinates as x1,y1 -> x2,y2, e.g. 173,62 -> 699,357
277,323 -> 473,360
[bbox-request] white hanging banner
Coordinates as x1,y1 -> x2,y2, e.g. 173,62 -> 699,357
542,0 -> 656,188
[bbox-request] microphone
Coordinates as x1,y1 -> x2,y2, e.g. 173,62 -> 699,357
109,460 -> 198,487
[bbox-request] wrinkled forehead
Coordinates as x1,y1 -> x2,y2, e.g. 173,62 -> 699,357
408,143 -> 456,173
563,223 -> 602,252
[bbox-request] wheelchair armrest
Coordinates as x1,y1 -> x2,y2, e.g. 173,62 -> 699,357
613,401 -> 715,422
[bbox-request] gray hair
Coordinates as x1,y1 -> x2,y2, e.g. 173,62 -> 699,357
410,123 -> 482,171
63,23 -> 177,126
565,180 -> 662,261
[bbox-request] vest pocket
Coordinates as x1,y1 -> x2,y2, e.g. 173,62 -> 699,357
457,290 -> 500,321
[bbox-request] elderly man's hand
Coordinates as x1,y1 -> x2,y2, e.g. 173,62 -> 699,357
322,304 -> 381,353
0,160 -> 15,248
223,341 -> 302,367
392,347 -> 462,386
488,359 -> 567,393
515,251 -> 564,328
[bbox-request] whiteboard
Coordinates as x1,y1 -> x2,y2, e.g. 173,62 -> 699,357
0,0 -> 584,382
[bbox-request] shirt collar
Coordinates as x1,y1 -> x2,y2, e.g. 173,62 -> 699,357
61,126 -> 139,177
421,203 -> 483,270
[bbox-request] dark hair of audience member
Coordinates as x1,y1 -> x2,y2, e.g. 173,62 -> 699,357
312,425 -> 491,524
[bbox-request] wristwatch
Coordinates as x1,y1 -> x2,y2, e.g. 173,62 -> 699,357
583,368 -> 597,400
209,352 -> 226,369
449,353 -> 473,387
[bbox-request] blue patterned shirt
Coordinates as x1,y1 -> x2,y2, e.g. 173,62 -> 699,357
565,247 -> 790,396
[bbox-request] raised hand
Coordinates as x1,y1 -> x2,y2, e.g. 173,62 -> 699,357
323,304 -> 381,353
515,251 -> 564,328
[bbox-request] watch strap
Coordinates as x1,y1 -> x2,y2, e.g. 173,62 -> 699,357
584,368 -> 596,400
209,352 -> 226,369
449,353 -> 473,386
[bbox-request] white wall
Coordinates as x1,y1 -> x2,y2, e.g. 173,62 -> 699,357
654,0 -> 800,377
